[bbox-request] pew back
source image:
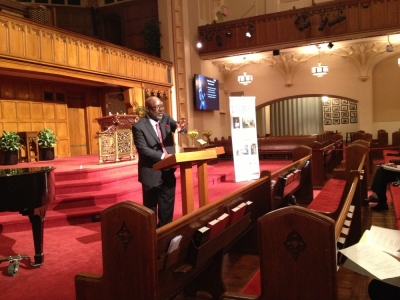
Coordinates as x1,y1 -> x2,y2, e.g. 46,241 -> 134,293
76,170 -> 274,299
220,150 -> 364,300
258,206 -> 338,300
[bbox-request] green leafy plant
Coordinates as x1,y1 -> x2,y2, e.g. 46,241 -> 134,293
135,106 -> 146,119
0,131 -> 22,151
37,128 -> 57,148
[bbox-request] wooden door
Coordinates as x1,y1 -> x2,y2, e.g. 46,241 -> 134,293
67,92 -> 88,156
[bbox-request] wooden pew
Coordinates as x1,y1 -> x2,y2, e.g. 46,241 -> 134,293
75,154 -> 312,300
257,135 -> 319,159
220,154 -> 365,300
212,134 -> 332,161
269,145 -> 313,207
331,134 -> 344,166
311,141 -> 336,188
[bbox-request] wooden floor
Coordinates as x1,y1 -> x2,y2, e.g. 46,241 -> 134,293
174,167 -> 398,300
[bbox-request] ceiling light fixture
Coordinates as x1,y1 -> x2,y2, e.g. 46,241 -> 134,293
238,57 -> 253,85
311,46 -> 329,77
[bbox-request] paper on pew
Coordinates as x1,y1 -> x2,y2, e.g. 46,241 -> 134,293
366,226 -> 400,258
167,235 -> 182,253
339,227 -> 400,285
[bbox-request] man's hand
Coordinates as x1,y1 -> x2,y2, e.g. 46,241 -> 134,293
164,153 -> 173,159
177,117 -> 188,134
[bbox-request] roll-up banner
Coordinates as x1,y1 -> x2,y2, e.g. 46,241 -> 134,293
229,96 -> 260,182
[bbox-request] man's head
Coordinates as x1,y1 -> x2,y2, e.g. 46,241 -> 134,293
145,96 -> 164,121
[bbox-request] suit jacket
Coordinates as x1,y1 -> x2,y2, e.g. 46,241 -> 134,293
132,114 -> 178,187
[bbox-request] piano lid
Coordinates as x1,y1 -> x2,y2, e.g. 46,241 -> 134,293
0,166 -> 55,177
0,166 -> 56,213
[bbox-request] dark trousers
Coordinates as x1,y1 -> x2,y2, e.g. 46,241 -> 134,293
371,167 -> 400,205
368,279 -> 400,300
142,169 -> 176,227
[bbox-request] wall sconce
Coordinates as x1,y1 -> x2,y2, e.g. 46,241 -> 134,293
245,25 -> 253,38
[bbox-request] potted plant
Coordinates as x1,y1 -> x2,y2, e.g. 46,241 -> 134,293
0,131 -> 22,165
37,128 -> 57,160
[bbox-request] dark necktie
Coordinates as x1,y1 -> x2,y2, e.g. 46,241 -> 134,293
156,123 -> 167,154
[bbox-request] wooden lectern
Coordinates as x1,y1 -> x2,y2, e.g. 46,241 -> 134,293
95,114 -> 136,164
153,148 -> 223,215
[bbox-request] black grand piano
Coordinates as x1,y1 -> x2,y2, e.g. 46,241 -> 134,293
0,166 -> 55,275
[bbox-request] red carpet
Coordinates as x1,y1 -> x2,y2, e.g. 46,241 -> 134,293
0,155 -> 291,299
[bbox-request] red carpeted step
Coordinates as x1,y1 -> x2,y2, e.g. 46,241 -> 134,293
54,162 -> 138,181
55,171 -> 138,194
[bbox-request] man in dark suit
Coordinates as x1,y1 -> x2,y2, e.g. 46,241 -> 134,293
132,96 -> 187,227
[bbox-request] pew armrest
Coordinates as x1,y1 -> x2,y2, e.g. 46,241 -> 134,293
219,292 -> 260,300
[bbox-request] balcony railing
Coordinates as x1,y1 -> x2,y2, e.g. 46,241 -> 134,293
198,0 -> 400,59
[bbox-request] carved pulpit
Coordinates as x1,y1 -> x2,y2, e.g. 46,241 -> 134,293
96,114 -> 137,164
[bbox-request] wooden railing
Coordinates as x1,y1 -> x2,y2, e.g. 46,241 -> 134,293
198,0 -> 400,59
0,12 -> 172,87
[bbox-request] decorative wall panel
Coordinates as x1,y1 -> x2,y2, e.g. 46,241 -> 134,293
26,27 -> 40,60
2,102 -> 17,118
54,35 -> 67,65
43,103 -> 55,119
16,102 -> 31,119
31,103 -> 44,119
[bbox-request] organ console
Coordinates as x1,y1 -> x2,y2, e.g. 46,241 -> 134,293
0,166 -> 55,275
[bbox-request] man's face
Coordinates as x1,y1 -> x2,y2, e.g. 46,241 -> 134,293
146,98 -> 164,121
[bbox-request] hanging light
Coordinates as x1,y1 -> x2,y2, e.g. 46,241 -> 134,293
311,46 -> 329,77
238,57 -> 253,85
